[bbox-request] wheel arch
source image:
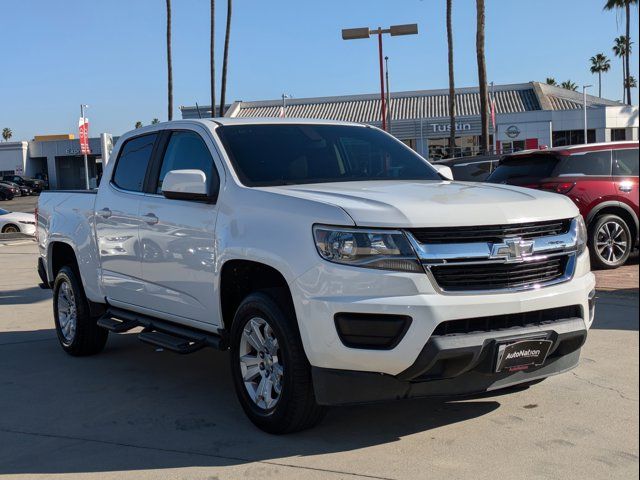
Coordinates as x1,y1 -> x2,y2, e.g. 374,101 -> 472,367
586,201 -> 639,248
1,223 -> 20,233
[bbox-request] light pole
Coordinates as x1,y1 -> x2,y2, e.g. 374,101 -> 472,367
384,56 -> 391,131
582,85 -> 592,144
281,94 -> 292,118
80,104 -> 90,190
342,23 -> 418,131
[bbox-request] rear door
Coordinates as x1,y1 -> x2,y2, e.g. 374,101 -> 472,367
613,147 -> 639,215
137,127 -> 222,326
95,133 -> 158,307
486,154 -> 559,188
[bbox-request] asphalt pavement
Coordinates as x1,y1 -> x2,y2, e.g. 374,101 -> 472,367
0,242 -> 638,480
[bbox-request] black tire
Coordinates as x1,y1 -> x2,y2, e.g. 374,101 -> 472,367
588,214 -> 632,270
2,224 -> 20,233
229,291 -> 325,434
53,265 -> 108,356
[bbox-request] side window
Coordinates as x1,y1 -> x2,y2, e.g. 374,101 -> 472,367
613,148 -> 639,176
112,134 -> 157,192
556,151 -> 612,176
156,131 -> 217,194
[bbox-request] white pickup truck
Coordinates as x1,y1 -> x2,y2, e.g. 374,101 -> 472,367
37,119 -> 596,433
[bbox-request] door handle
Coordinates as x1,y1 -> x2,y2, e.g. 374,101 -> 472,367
618,183 -> 633,193
141,213 -> 159,225
98,208 -> 112,218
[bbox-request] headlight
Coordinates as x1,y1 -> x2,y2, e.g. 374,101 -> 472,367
313,225 -> 423,272
575,216 -> 587,254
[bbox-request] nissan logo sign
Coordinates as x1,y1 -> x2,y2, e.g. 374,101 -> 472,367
505,125 -> 521,139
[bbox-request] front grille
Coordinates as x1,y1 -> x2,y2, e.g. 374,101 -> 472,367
432,305 -> 582,337
430,255 -> 569,291
409,219 -> 571,244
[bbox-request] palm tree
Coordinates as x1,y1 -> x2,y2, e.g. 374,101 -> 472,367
166,0 -> 173,120
561,80 -> 578,91
2,128 -> 12,142
546,77 -> 558,86
210,0 -> 216,118
604,0 -> 638,105
589,53 -> 611,97
219,0 -> 232,116
135,121 -> 143,129
475,0 -> 490,154
625,74 -> 638,89
613,35 -> 632,102
446,0 -> 456,155
151,118 -> 160,124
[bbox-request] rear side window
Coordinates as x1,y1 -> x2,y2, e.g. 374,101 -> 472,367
112,134 -> 157,192
156,131 -> 217,193
450,161 -> 494,181
487,155 -> 557,184
556,151 -> 612,176
613,148 -> 639,176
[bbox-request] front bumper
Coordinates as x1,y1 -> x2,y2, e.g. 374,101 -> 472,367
312,316 -> 586,405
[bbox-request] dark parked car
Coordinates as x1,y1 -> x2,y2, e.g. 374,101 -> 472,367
0,180 -> 32,196
434,154 -> 500,182
33,172 -> 49,189
487,141 -> 639,269
0,183 -> 16,201
0,175 -> 44,193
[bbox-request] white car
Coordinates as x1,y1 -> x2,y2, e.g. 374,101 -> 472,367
0,208 -> 36,235
36,119 -> 596,434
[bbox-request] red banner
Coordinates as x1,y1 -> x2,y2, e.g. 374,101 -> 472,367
78,118 -> 91,154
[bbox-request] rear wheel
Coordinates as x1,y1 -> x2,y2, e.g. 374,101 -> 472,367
229,291 -> 325,434
53,266 -> 108,356
2,224 -> 20,233
589,214 -> 632,269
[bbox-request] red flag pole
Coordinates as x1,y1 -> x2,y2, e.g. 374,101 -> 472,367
377,29 -> 387,132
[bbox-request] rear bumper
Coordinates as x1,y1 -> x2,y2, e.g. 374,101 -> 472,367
312,317 -> 586,406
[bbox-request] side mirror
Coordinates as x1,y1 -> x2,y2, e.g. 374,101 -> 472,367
162,169 -> 210,201
433,164 -> 454,181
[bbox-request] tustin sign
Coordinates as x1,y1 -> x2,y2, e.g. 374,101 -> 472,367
430,122 -> 472,133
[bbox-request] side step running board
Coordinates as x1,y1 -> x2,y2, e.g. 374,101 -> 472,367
98,307 -> 227,353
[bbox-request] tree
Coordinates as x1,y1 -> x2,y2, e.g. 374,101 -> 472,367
613,35 -> 632,102
446,0 -> 456,155
210,0 -> 216,118
219,0 -> 232,116
151,118 -> 160,124
475,0 -> 490,154
166,0 -> 173,120
2,128 -> 12,142
604,0 -> 638,105
625,74 -> 638,89
546,77 -> 558,86
561,80 -> 578,91
589,53 -> 611,97
135,121 -> 143,129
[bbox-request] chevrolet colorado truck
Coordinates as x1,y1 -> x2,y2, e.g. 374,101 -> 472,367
37,119 -> 596,433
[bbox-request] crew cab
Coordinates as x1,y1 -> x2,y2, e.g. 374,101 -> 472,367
37,119 -> 596,433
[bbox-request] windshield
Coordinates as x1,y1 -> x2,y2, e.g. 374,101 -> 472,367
217,124 -> 441,186
487,155 -> 559,184
0,208 -> 9,215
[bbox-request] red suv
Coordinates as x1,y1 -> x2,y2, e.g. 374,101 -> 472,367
487,141 -> 639,269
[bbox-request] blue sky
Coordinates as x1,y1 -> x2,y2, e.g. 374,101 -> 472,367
1,0 -> 638,140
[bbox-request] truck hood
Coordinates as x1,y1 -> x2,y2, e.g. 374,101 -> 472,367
260,180 -> 578,228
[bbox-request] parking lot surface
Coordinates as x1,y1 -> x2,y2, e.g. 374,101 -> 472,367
0,242 -> 638,480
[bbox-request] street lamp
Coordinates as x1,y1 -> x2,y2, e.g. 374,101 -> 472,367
342,23 -> 418,131
582,85 -> 592,144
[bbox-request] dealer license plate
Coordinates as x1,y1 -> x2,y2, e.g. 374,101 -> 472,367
496,339 -> 553,373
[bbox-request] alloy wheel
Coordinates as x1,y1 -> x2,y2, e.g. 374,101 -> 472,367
595,221 -> 629,265
239,316 -> 284,410
57,280 -> 77,344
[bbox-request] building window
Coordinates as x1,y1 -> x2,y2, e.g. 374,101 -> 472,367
611,128 -> 627,141
552,129 -> 596,147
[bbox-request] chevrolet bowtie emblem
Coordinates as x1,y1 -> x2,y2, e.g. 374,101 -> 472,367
491,238 -> 535,262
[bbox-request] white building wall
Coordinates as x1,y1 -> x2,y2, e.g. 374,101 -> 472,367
0,142 -> 28,174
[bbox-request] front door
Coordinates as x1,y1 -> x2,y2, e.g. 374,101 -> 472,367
95,133 -> 158,307
138,129 -> 221,326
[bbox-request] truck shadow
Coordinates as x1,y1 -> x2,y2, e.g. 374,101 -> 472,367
0,329 -> 501,475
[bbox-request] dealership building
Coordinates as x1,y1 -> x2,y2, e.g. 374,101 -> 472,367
182,81 -> 638,159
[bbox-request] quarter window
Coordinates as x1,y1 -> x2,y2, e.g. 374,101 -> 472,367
613,148 -> 639,176
556,151 -> 612,176
156,131 -> 216,193
112,134 -> 157,192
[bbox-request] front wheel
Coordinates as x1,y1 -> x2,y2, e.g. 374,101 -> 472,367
589,214 -> 632,269
2,224 -> 20,233
229,291 -> 325,434
53,266 -> 108,356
